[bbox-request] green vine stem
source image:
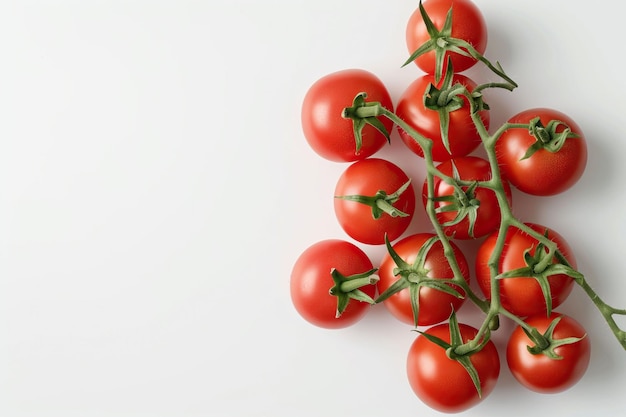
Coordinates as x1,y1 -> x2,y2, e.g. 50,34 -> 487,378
347,81 -> 626,352
463,88 -> 626,353
351,101 -> 488,313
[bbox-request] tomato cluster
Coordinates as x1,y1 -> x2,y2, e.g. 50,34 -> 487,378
291,0 -> 598,413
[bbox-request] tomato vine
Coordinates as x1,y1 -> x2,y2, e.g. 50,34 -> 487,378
292,0 -> 625,412
342,0 -> 626,350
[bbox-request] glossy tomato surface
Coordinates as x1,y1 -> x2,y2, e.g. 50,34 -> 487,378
507,312 -> 591,393
476,223 -> 576,317
377,233 -> 469,326
301,69 -> 393,162
334,158 -> 416,245
496,107 -> 587,196
407,322 -> 500,413
396,73 -> 489,161
290,239 -> 375,329
405,0 -> 488,74
424,156 -> 511,239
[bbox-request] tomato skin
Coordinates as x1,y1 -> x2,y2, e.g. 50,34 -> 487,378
301,69 -> 394,162
407,322 -> 500,413
406,0 -> 488,74
507,313 -> 591,393
377,233 -> 470,326
475,223 -> 576,317
290,239 -> 375,329
396,73 -> 489,162
423,156 -> 512,239
496,108 -> 587,196
334,158 -> 416,245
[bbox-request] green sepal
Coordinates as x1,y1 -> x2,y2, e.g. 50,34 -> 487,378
375,235 -> 462,327
422,59 -> 464,155
496,234 -> 583,316
431,162 -> 481,238
402,1 -> 472,83
414,311 -> 484,398
523,316 -> 587,359
447,311 -> 484,398
521,117 -> 581,160
334,180 -> 412,220
402,1 -> 517,88
413,328 -> 452,351
329,268 -> 379,318
438,181 -> 480,237
341,92 -> 391,154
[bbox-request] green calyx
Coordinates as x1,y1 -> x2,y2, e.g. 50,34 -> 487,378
430,162 -> 481,238
521,117 -> 581,160
403,0 -> 468,83
335,180 -> 412,219
416,311 -> 487,397
423,59 -> 465,155
403,1 -> 517,89
375,235 -> 463,327
496,231 -> 583,316
341,92 -> 391,154
422,58 -> 493,158
329,268 -> 379,318
523,316 -> 587,359
433,181 -> 480,238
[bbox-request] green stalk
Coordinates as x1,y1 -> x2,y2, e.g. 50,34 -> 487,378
577,279 -> 626,348
357,104 -> 490,313
353,80 -> 626,353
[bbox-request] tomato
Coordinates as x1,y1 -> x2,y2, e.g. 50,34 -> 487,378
423,156 -> 512,239
507,312 -> 591,393
395,73 -> 489,162
407,322 -> 500,413
495,108 -> 587,196
377,233 -> 470,326
290,239 -> 376,329
476,223 -> 577,317
405,0 -> 488,74
301,69 -> 394,162
334,158 -> 416,245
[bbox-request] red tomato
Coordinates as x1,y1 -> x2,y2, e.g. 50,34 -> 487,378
395,73 -> 489,161
496,108 -> 587,196
301,69 -> 394,162
407,322 -> 500,413
290,239 -> 376,329
377,233 -> 469,326
476,223 -> 576,317
406,0 -> 488,74
507,312 -> 591,393
423,156 -> 512,239
334,158 -> 416,245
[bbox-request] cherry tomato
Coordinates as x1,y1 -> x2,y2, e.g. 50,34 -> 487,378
496,108 -> 587,196
407,322 -> 500,413
290,239 -> 376,329
405,0 -> 488,74
475,223 -> 577,317
377,233 -> 469,326
334,158 -> 416,245
396,73 -> 489,162
423,156 -> 512,239
507,312 -> 591,393
301,69 -> 394,162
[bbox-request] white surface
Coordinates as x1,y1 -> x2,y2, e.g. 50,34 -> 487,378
1,0 -> 624,416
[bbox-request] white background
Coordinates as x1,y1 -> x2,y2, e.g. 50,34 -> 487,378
1,0 -> 625,416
